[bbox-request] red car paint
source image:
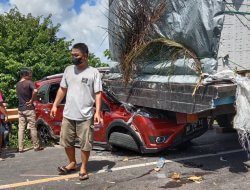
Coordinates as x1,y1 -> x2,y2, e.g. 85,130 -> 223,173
34,74 -> 207,153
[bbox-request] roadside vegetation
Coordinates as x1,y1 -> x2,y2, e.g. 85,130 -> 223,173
0,8 -> 109,148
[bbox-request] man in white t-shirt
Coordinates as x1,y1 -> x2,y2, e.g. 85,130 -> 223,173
50,43 -> 102,180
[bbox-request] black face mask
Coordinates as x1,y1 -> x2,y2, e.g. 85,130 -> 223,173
72,57 -> 82,65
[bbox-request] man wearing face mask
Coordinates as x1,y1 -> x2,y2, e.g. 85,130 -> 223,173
50,43 -> 102,180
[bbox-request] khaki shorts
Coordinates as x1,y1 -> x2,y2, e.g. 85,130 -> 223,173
60,117 -> 94,151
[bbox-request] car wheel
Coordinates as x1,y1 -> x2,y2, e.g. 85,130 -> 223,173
108,131 -> 140,152
37,125 -> 53,145
109,144 -> 119,152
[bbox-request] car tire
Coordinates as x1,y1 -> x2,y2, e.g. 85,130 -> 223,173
108,132 -> 140,152
109,144 -> 119,152
37,125 -> 53,145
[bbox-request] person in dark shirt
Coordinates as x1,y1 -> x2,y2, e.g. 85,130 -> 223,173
16,68 -> 43,152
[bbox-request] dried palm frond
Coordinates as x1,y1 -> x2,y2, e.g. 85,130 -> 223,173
109,0 -> 167,83
126,38 -> 202,76
108,0 -> 201,84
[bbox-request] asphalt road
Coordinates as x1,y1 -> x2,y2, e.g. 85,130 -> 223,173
0,127 -> 249,190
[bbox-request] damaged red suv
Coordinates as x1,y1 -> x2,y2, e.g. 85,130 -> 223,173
34,73 -> 208,153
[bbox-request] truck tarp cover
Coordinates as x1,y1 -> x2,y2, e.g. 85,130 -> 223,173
109,0 -> 225,77
234,75 -> 250,157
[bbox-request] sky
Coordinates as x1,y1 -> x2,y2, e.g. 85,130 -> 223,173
0,0 -> 109,62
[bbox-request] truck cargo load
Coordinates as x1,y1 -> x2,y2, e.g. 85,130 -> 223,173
106,0 -> 238,116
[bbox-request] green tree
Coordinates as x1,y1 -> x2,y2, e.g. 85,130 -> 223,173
0,8 -> 109,107
88,53 -> 109,68
104,49 -> 111,60
0,8 -> 72,107
0,8 -> 109,149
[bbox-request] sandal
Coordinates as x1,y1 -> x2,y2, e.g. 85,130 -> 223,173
34,147 -> 44,152
79,173 -> 89,180
18,149 -> 25,153
57,166 -> 77,175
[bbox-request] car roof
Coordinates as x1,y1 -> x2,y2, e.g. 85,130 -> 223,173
35,73 -> 62,87
41,73 -> 63,80
35,67 -> 110,88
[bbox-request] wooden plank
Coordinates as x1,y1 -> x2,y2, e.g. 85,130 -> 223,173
6,108 -> 19,122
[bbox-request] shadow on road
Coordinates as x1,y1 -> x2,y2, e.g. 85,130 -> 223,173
87,160 -> 116,172
107,129 -> 249,175
0,148 -> 16,160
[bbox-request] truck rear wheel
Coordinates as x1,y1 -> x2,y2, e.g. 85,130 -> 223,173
37,125 -> 53,145
215,113 -> 234,128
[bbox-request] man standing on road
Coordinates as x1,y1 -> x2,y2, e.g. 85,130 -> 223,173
50,43 -> 102,180
16,69 -> 43,153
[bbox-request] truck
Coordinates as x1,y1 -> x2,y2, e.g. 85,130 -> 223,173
103,0 -> 249,143
34,0 -> 249,153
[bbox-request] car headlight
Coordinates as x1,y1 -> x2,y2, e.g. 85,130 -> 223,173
149,136 -> 169,144
156,136 -> 167,144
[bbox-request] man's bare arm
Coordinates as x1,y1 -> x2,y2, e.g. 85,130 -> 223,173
31,89 -> 38,102
94,91 -> 102,124
53,87 -> 67,107
50,87 -> 67,118
26,89 -> 38,106
95,92 -> 102,113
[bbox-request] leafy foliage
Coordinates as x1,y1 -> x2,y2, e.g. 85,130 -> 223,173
0,8 -> 107,107
0,8 -> 72,107
8,123 -> 33,149
103,49 -> 112,60
88,53 -> 109,67
0,9 -> 109,148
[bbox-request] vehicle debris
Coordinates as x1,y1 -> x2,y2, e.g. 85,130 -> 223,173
122,157 -> 129,162
220,156 -> 228,162
169,172 -> 181,181
107,181 -> 116,184
156,173 -> 167,179
187,175 -> 203,183
156,157 -> 166,168
154,157 -> 166,172
153,167 -> 161,172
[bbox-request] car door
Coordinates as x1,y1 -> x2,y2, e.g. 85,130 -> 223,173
93,99 -> 110,143
36,82 -> 65,136
35,83 -> 50,119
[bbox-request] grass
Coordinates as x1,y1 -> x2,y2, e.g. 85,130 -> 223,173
8,123 -> 33,149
